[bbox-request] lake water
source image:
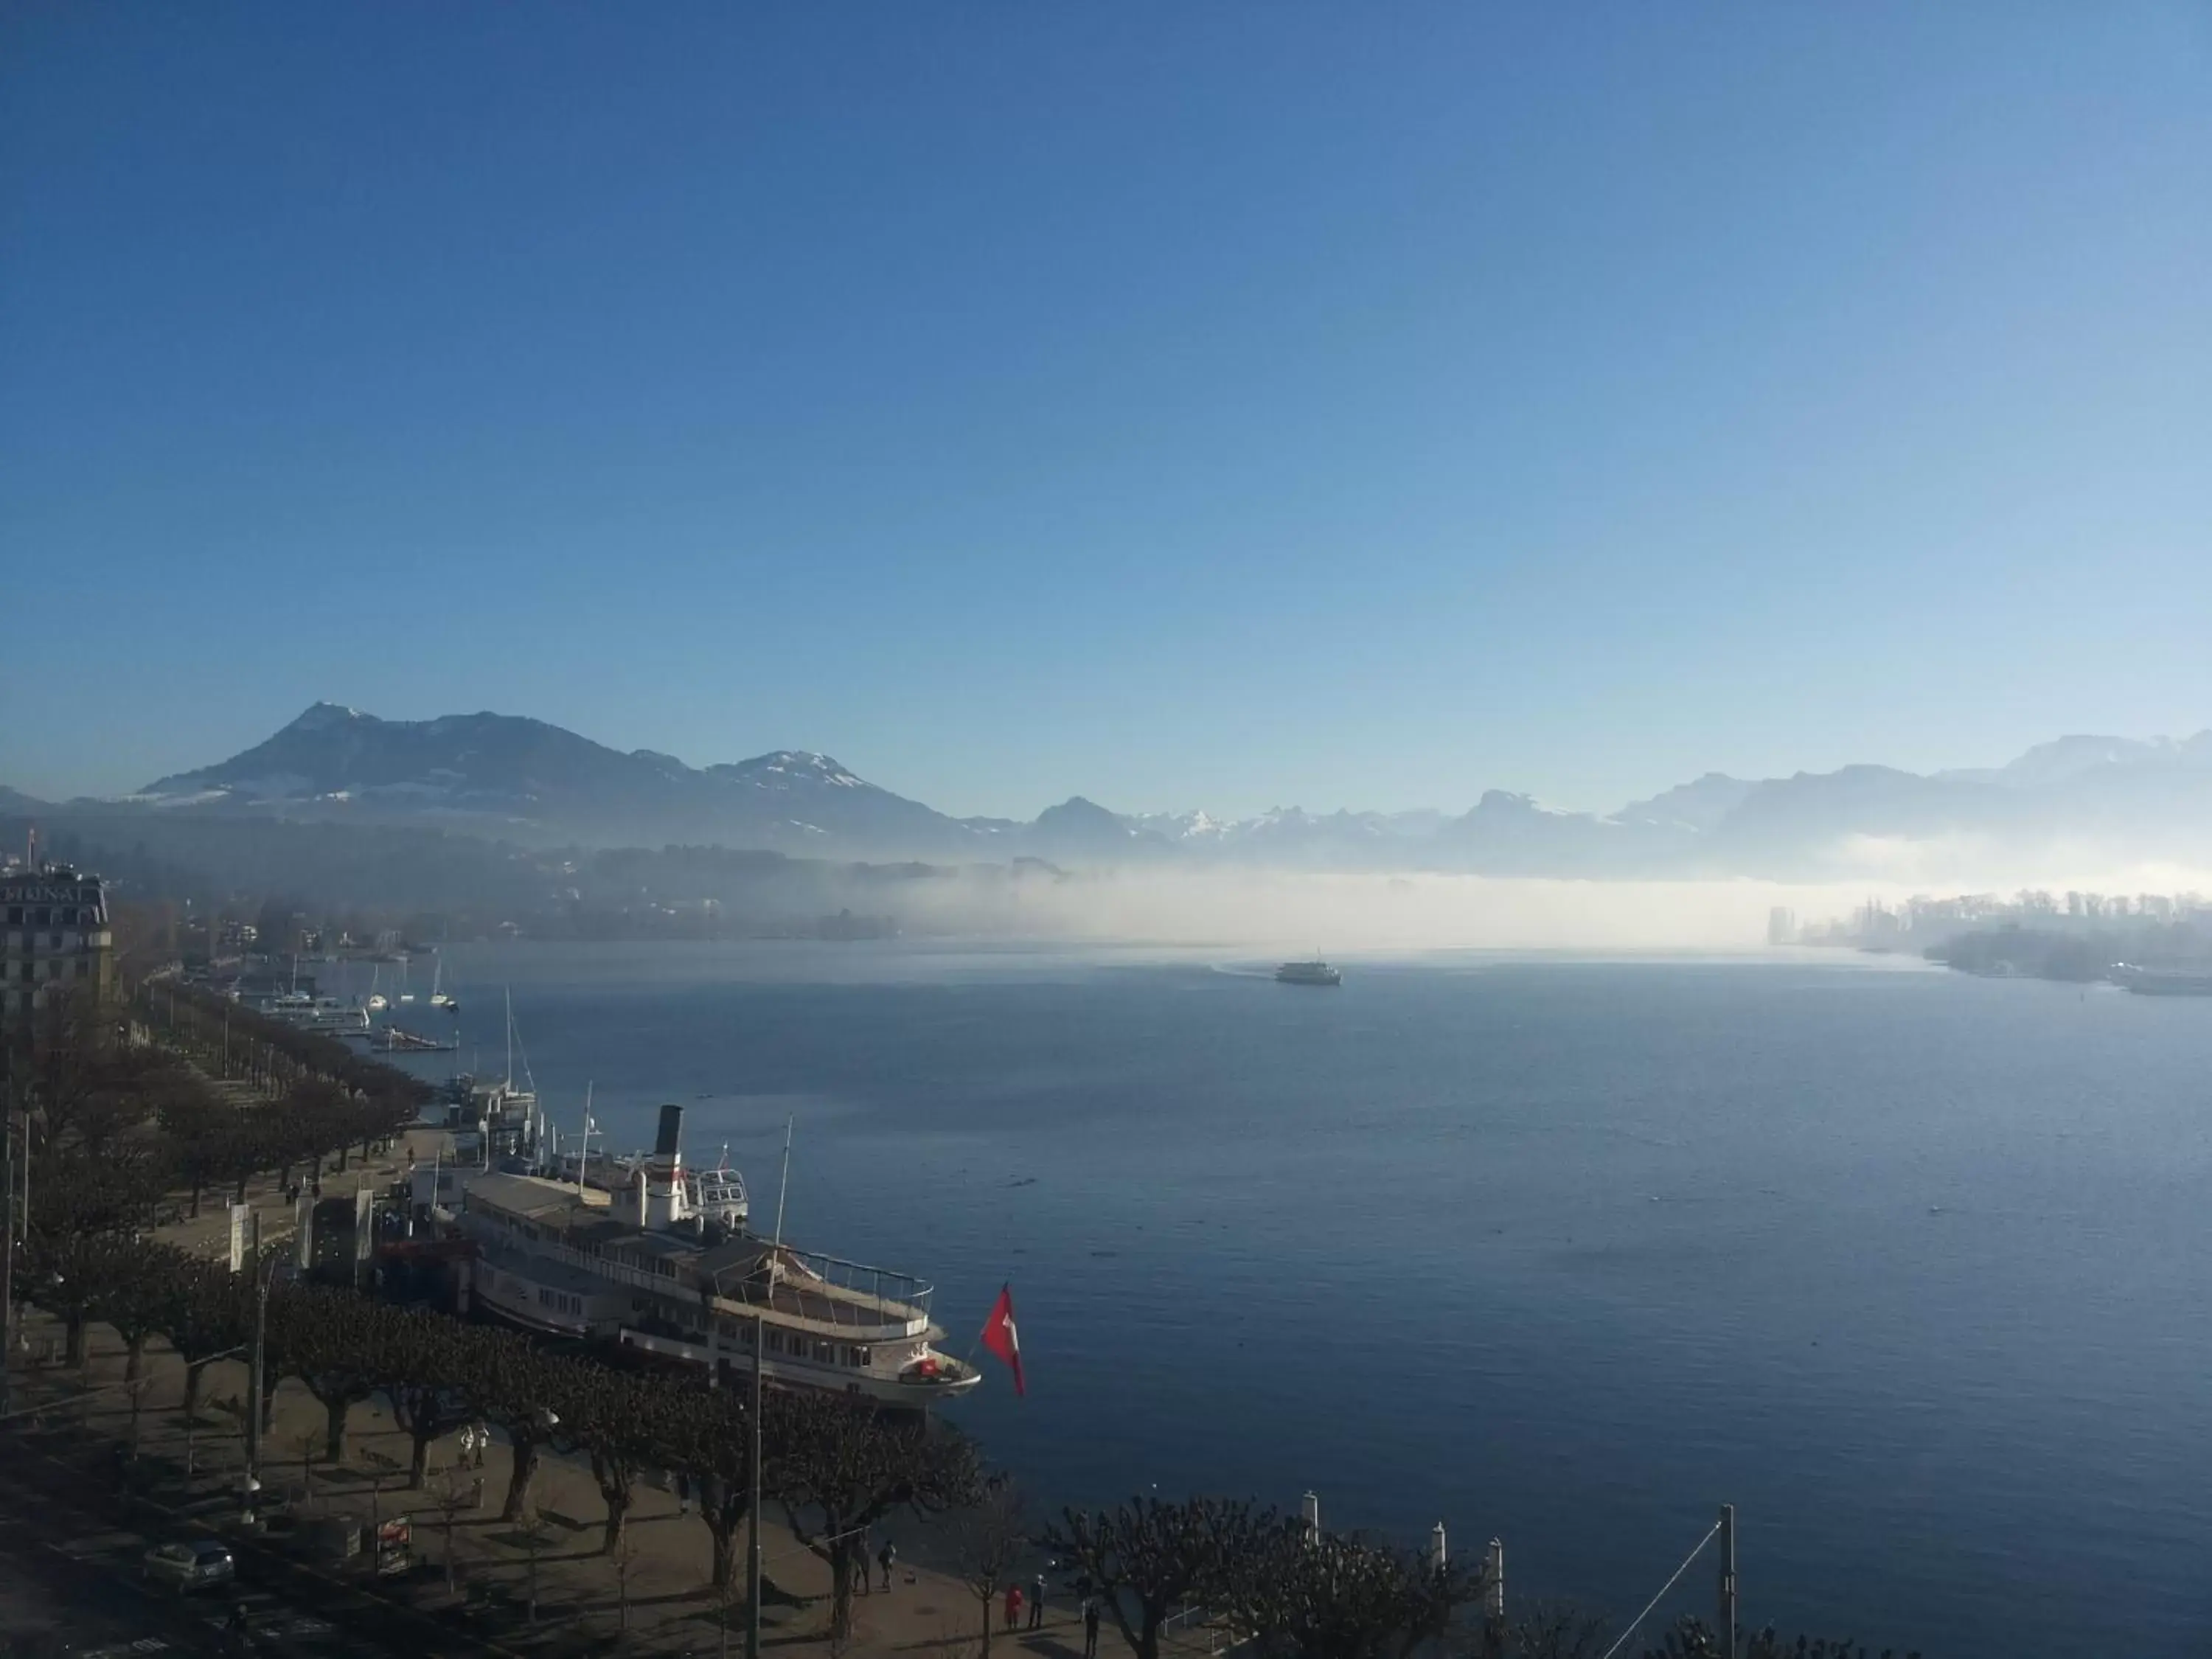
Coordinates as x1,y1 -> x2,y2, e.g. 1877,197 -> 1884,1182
349,944 -> 2212,1654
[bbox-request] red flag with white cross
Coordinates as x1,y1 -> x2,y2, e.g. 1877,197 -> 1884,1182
981,1284 -> 1025,1397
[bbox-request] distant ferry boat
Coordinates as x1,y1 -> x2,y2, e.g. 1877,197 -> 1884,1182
1276,959 -> 1343,987
2112,964 -> 2212,997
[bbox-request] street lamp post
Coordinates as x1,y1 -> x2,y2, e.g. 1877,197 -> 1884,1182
746,1310 -> 763,1659
243,1213 -> 273,1524
1,1103 -> 15,1419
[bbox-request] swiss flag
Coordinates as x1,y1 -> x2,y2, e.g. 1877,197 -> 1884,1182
980,1284 -> 1026,1397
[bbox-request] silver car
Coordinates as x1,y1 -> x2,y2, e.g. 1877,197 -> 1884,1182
142,1539 -> 237,1593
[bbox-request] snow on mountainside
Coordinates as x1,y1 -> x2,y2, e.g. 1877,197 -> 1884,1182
138,704 -> 976,856
93,704 -> 2212,875
1942,732 -> 2212,787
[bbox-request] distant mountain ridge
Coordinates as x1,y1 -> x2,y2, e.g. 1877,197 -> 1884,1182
13,703 -> 2209,877
136,703 -> 978,857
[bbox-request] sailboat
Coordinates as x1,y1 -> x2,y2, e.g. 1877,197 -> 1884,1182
396,957 -> 414,1005
428,950 -> 459,1013
365,963 -> 389,1014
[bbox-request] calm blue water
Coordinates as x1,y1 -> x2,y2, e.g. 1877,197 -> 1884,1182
351,945 -> 2212,1654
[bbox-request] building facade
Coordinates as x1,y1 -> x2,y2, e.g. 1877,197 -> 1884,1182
0,867 -> 114,1031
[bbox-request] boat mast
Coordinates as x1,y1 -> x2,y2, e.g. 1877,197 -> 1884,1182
771,1116 -> 793,1249
504,987 -> 514,1091
577,1081 -> 594,1194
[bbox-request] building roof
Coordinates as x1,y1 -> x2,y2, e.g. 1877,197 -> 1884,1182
464,1171 -> 604,1225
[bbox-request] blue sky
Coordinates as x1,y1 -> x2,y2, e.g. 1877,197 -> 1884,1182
4,4 -> 2207,818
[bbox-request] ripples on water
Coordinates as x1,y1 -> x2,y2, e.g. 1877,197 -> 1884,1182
358,944 -> 2212,1655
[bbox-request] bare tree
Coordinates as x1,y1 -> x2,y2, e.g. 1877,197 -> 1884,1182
1467,1602 -> 1611,1659
1226,1526 -> 1488,1659
430,1472 -> 473,1595
296,1430 -> 319,1510
609,1529 -> 641,1641
948,1477 -> 1030,1659
777,1395 -> 984,1641
515,1510 -> 552,1627
1043,1497 -> 1279,1659
1637,1618 -> 1923,1659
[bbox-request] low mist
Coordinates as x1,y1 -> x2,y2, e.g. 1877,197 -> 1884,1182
891,855 -> 2212,952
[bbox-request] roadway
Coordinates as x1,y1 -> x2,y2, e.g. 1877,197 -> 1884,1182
0,1429 -> 487,1659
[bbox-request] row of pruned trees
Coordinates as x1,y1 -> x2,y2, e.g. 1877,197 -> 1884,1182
21,1237 -> 980,1640
156,1074 -> 411,1216
137,975 -> 432,1114
12,979 -> 423,1211
4,985 -> 425,1360
1040,1498 -> 1921,1659
1043,1496 -> 1484,1659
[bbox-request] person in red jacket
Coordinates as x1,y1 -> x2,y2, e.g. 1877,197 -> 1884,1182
1003,1582 -> 1024,1632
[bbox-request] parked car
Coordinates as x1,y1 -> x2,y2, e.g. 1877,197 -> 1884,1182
142,1539 -> 236,1593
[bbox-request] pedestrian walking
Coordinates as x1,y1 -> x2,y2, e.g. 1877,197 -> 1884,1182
878,1539 -> 897,1592
1004,1583 -> 1024,1632
1083,1599 -> 1101,1659
1029,1573 -> 1046,1630
857,1528 -> 872,1596
677,1470 -> 692,1517
471,1419 -> 489,1469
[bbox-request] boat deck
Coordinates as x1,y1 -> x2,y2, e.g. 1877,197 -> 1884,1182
460,1172 -> 939,1342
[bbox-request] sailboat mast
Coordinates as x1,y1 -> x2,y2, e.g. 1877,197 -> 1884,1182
768,1116 -> 794,1295
577,1081 -> 594,1195
771,1116 -> 793,1248
504,987 -> 514,1091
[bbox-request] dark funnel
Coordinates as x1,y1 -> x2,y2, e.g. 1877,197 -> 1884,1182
654,1102 -> 684,1158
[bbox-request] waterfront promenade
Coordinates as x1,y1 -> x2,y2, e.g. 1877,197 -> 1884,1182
3,1117 -> 1107,1659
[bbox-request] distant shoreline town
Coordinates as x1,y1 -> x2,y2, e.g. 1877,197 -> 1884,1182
1780,889 -> 2212,990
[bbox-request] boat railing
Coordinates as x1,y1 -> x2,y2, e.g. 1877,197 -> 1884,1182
765,1243 -> 933,1324
709,1242 -> 935,1338
461,1202 -> 929,1340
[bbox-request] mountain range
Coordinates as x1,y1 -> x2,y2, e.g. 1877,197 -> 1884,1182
11,704 -> 2212,878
